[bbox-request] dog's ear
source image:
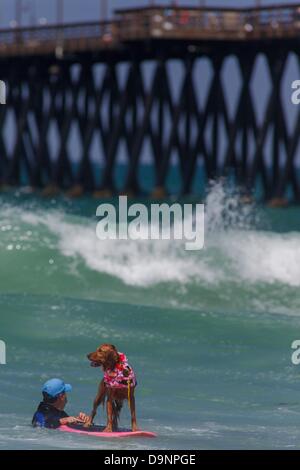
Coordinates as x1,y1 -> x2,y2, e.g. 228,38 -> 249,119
104,349 -> 119,370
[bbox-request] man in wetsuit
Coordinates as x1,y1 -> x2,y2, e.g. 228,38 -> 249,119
32,378 -> 89,429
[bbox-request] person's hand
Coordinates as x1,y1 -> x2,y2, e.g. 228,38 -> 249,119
83,416 -> 93,428
60,416 -> 80,425
77,412 -> 90,424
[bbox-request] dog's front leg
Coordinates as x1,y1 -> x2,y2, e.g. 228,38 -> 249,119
129,391 -> 138,432
103,393 -> 113,432
85,379 -> 106,427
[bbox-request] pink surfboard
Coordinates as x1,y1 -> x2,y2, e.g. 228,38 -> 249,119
59,424 -> 157,439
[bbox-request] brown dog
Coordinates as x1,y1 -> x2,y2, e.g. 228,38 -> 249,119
86,344 -> 138,432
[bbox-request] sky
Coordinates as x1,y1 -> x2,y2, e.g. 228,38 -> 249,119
0,0 -> 299,27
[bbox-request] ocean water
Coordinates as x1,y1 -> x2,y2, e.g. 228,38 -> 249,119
1,182 -> 300,450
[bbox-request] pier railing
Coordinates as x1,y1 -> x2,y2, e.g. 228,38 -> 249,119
0,4 -> 299,56
116,5 -> 300,41
0,20 -> 117,56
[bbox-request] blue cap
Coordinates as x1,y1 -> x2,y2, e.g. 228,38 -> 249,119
42,378 -> 72,398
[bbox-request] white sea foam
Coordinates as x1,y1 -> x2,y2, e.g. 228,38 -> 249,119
22,211 -> 218,286
16,187 -> 300,290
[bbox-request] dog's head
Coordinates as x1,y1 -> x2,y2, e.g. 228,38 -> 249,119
87,343 -> 119,370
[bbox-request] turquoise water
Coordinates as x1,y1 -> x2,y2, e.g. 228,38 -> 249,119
1,183 -> 300,449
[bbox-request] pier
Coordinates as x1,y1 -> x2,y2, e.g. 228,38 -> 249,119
0,3 -> 300,201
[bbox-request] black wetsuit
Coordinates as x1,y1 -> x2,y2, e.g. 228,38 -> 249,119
32,402 -> 69,429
